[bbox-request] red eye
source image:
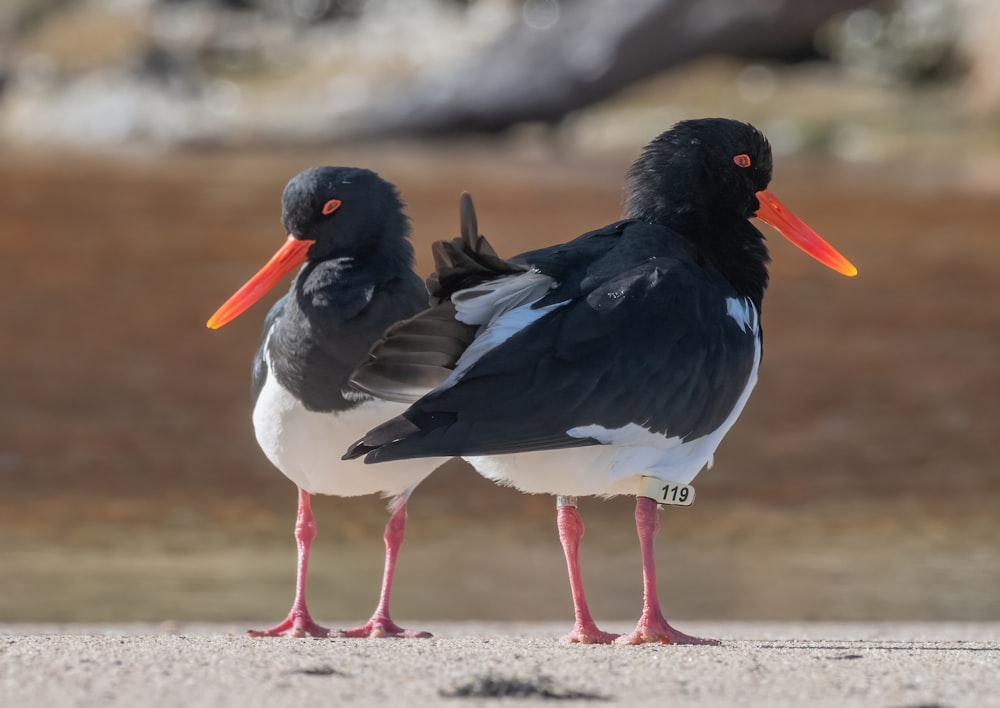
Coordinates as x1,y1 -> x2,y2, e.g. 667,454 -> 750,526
322,199 -> 341,215
733,154 -> 752,168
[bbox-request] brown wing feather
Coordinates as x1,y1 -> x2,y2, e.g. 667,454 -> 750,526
351,193 -> 524,402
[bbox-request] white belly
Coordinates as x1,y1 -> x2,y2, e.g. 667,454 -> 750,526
466,335 -> 761,498
253,369 -> 442,497
466,433 -> 726,497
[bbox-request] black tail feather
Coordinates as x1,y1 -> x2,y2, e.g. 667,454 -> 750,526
426,192 -> 525,303
343,414 -> 421,461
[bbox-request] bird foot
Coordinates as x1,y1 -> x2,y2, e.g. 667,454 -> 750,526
337,615 -> 432,639
559,620 -> 618,644
614,616 -> 719,646
560,622 -> 620,645
247,611 -> 337,638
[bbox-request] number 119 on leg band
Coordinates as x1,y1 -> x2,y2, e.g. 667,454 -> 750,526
637,476 -> 696,507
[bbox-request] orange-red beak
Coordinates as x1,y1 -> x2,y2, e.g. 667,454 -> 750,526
754,189 -> 858,277
206,235 -> 315,329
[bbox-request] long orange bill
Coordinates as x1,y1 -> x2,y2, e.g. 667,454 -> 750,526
754,189 -> 858,277
206,235 -> 315,329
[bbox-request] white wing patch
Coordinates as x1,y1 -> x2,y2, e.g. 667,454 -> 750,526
567,422 -> 682,448
441,271 -> 567,386
341,388 -> 373,402
453,271 -> 555,326
725,296 -> 759,333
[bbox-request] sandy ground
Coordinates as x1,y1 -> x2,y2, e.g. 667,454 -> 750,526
2,622 -> 998,707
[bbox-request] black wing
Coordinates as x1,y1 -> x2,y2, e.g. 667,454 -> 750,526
349,234 -> 758,462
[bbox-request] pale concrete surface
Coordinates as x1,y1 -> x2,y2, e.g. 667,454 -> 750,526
1,622 -> 997,707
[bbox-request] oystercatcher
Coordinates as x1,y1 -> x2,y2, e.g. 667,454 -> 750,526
207,166 -> 443,638
346,119 -> 857,645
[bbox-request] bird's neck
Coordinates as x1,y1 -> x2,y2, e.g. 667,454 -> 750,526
697,217 -> 770,309
291,255 -> 398,326
627,190 -> 770,307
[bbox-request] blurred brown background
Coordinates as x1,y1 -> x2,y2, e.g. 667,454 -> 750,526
1,0 -> 998,626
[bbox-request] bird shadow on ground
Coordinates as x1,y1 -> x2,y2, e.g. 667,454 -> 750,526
440,675 -> 608,701
287,665 -> 350,677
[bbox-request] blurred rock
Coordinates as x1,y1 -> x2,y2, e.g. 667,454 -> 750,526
956,0 -> 1000,115
353,0 -> 879,137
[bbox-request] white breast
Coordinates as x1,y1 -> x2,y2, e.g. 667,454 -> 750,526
253,363 -> 442,497
465,333 -> 762,497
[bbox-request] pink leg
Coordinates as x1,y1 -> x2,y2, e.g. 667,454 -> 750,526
248,488 -> 336,638
340,500 -> 431,638
556,502 -> 619,644
615,496 -> 720,646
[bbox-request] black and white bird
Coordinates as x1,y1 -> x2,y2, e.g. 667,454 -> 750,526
207,166 -> 444,638
346,119 -> 857,645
